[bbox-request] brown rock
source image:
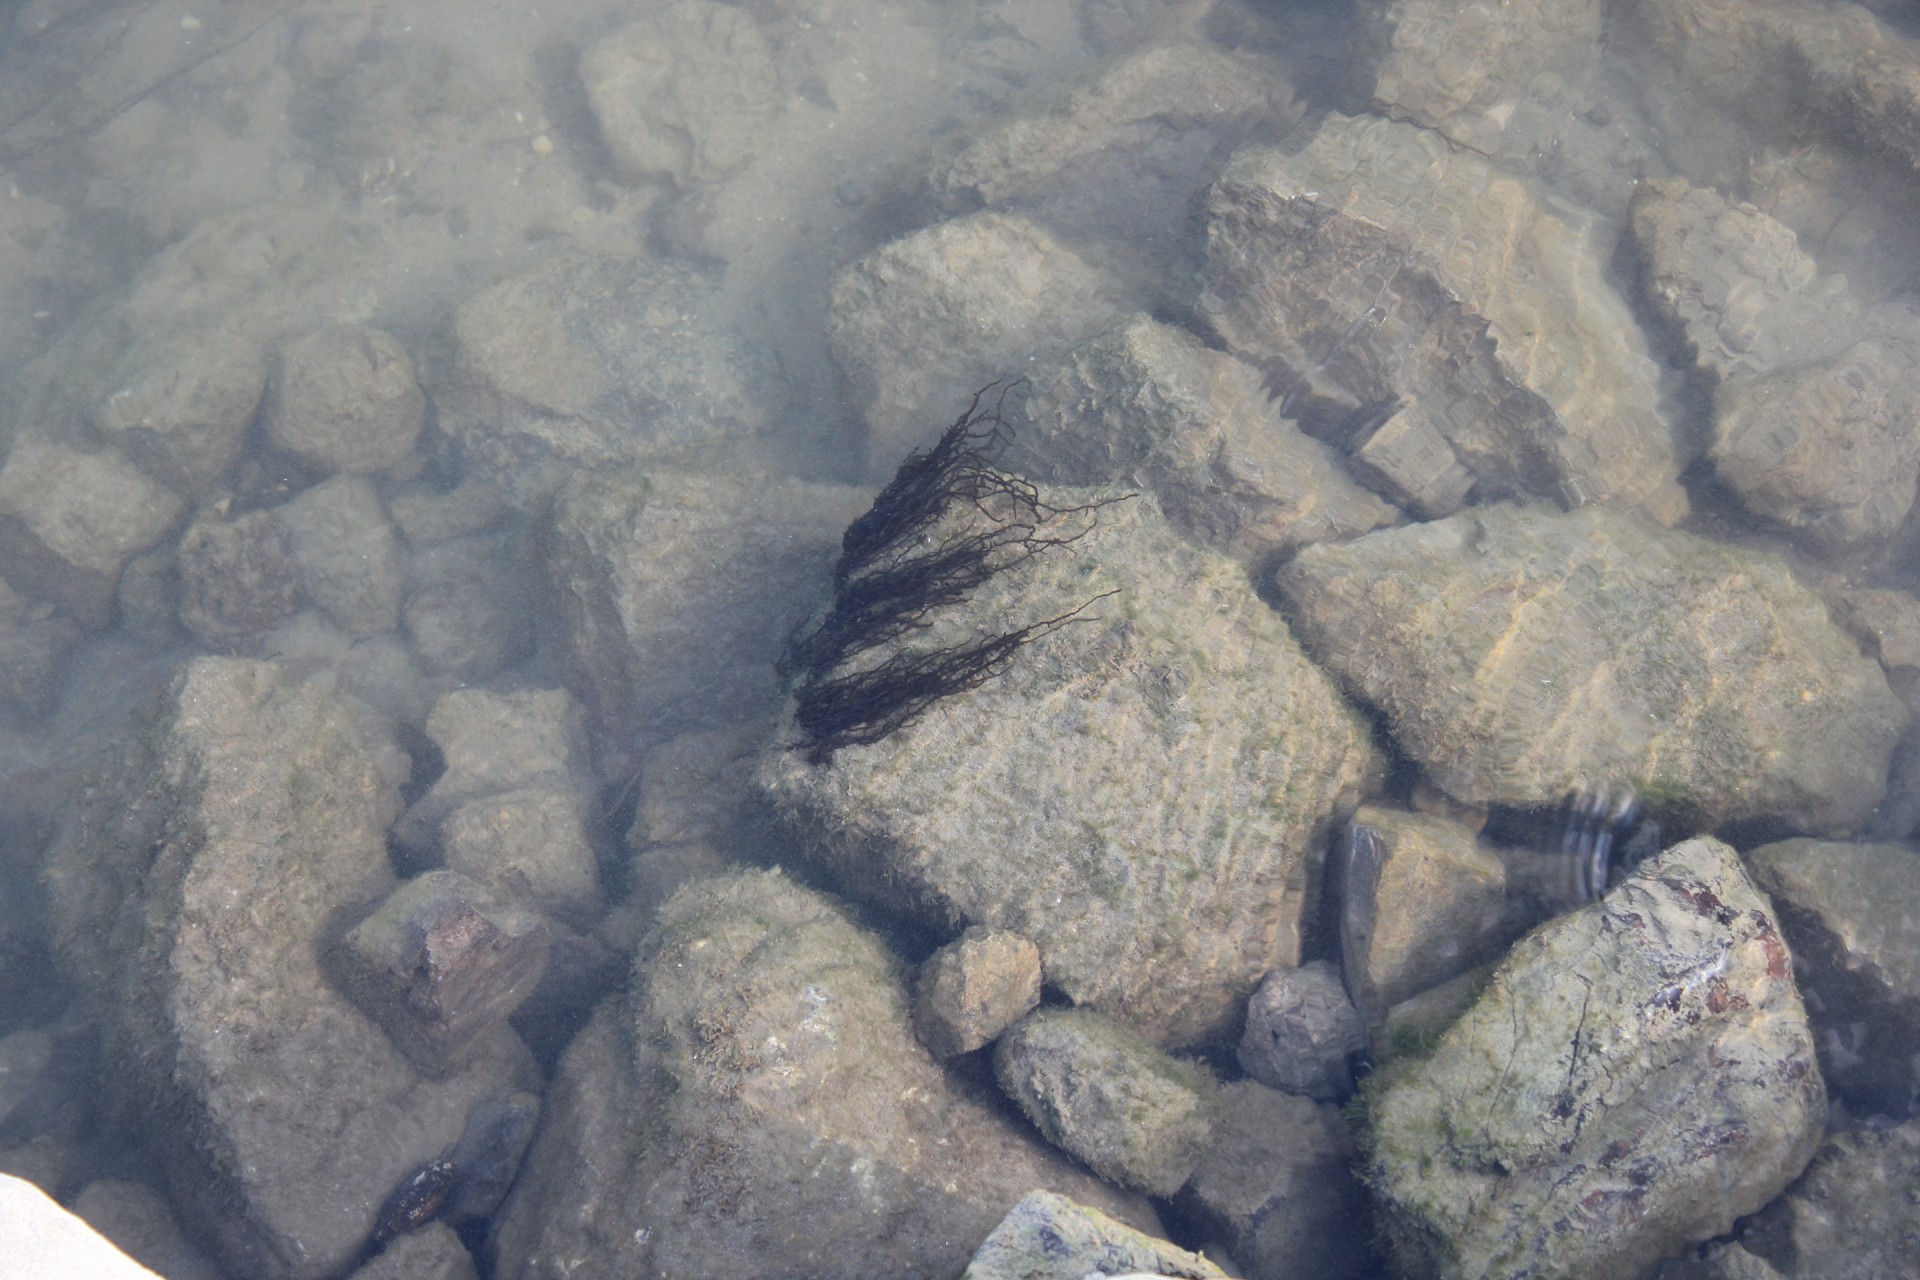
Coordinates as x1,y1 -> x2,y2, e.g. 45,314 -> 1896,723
914,927 -> 1042,1059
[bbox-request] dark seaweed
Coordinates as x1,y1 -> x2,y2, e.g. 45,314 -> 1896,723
782,385 -> 1125,764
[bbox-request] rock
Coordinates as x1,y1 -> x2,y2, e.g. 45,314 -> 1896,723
626,724 -> 766,849
395,688 -> 600,920
488,870 -> 1150,1279
177,508 -> 301,651
441,254 -> 770,504
334,871 -> 550,1079
41,658 -> 533,1280
93,329 -> 267,494
827,211 -> 1128,474
70,1179 -> 224,1280
401,532 -> 534,682
1833,587 -> 1920,675
279,476 -> 405,638
1347,401 -> 1478,519
349,1220 -> 477,1280
0,1174 -> 162,1279
544,466 -> 870,754
1200,113 -> 1687,523
267,325 -> 427,476
579,1 -> 781,186
963,1190 -> 1226,1280
1353,0 -> 1604,160
932,41 -> 1295,242
1175,1081 -> 1375,1280
760,488 -> 1379,1048
0,432 -> 182,630
1365,837 -> 1826,1280
442,1091 -> 539,1224
1275,502 -> 1907,833
995,1007 -> 1216,1196
915,927 -> 1042,1059
0,574 -> 80,720
1340,807 -> 1510,1018
1014,314 -> 1396,563
1236,961 -> 1367,1102
1747,838 -> 1920,1116
1628,176 -> 1920,551
1740,1120 -> 1920,1279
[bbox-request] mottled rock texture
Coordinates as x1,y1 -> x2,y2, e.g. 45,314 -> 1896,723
268,325 -> 426,476
488,870 -> 1145,1280
1366,837 -> 1825,1280
1236,961 -> 1366,1102
1276,503 -> 1906,833
1748,838 -> 1920,1115
914,927 -> 1042,1059
963,1190 -> 1224,1280
1743,1121 -> 1920,1279
1014,314 -> 1395,563
1201,113 -> 1686,522
760,489 -> 1378,1047
42,659 -> 530,1280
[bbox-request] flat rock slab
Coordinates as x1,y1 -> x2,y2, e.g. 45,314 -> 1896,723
1200,113 -> 1686,522
1366,837 -> 1826,1280
1275,502 -> 1906,832
760,489 -> 1379,1048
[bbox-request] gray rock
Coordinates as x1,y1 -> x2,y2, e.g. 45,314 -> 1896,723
177,508 -> 301,651
267,325 -> 427,476
41,658 -> 534,1280
401,533 -> 534,681
0,432 -> 182,630
579,1 -> 781,186
70,1179 -> 224,1280
544,466 -> 870,755
443,1091 -> 539,1224
1365,837 -> 1826,1280
441,254 -> 770,504
914,927 -> 1042,1059
1275,502 -> 1907,833
348,1221 -> 476,1280
995,1007 -> 1216,1197
94,330 -> 266,494
627,724 -> 766,849
1748,838 -> 1920,1115
963,1190 -> 1226,1280
1175,1081 -> 1375,1280
440,786 -> 602,925
1015,314 -> 1396,563
334,870 -> 551,1079
932,41 -> 1296,242
827,211 -> 1128,474
488,870 -> 1150,1279
1741,1120 -> 1920,1279
1200,113 -> 1687,523
1236,961 -> 1366,1102
1347,401 -> 1478,519
0,574 -> 79,720
760,488 -> 1379,1048
279,476 -> 405,638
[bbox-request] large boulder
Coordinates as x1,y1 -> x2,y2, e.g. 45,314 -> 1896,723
1366,837 -> 1826,1280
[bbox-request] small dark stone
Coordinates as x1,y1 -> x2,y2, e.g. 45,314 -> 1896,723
371,1156 -> 458,1245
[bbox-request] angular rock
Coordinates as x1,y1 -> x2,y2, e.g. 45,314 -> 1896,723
1200,113 -> 1687,522
1175,1082 -> 1375,1280
177,508 -> 301,651
1742,1120 -> 1920,1279
440,786 -> 602,925
1353,0 -> 1604,159
279,476 -> 405,638
1366,837 -> 1826,1280
70,1178 -> 224,1280
401,533 -> 535,682
914,927 -> 1042,1059
579,1 -> 781,186
41,658 -> 532,1280
1015,314 -> 1395,563
1236,961 -> 1366,1102
827,211 -> 1127,473
94,330 -> 266,494
334,871 -> 550,1079
963,1190 -> 1226,1280
1275,503 -> 1907,833
267,325 -> 427,476
349,1221 -> 477,1280
545,466 -> 870,755
0,433 -> 182,630
1347,401 -> 1477,519
995,1007 -> 1216,1196
932,41 -> 1296,242
627,724 -> 766,849
489,870 -> 1149,1279
1748,838 -> 1920,1115
441,254 -> 770,504
760,489 -> 1379,1047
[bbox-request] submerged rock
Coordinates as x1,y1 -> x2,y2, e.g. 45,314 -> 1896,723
963,1190 -> 1225,1280
1739,1120 -> 1920,1279
488,870 -> 1148,1279
760,487 -> 1379,1047
1275,503 -> 1907,833
1365,837 -> 1825,1280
